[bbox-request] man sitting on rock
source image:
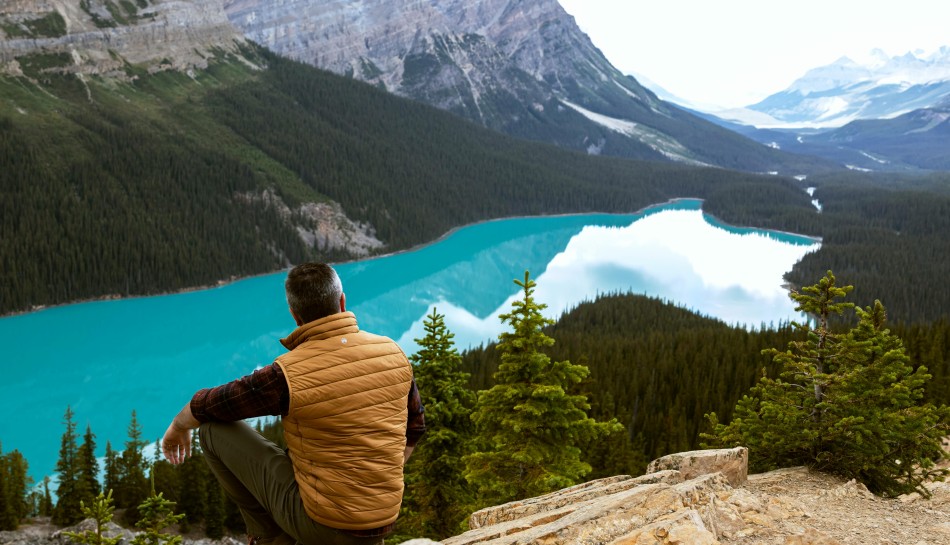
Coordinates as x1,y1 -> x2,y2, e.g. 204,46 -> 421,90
161,262 -> 425,545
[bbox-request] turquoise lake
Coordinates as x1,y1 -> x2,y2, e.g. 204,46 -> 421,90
0,199 -> 819,478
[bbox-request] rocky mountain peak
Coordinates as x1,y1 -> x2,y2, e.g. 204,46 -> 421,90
0,0 -> 247,77
221,0 -> 820,173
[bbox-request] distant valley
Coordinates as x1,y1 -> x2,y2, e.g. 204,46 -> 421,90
691,49 -> 950,172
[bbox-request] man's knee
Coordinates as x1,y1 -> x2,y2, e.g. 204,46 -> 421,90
197,420 -> 231,455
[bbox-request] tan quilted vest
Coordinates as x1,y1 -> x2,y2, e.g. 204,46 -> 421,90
276,312 -> 413,530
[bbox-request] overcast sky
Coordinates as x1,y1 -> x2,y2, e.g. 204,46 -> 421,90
557,0 -> 950,109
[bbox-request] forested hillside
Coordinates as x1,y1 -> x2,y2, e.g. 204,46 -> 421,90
3,45 -> 950,323
0,45 -> 816,315
462,293 -> 950,477
704,171 -> 950,323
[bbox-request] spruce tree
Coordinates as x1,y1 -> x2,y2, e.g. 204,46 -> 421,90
62,490 -> 121,545
705,271 -> 950,496
463,271 -> 623,507
0,445 -> 16,531
77,425 -> 101,501
118,411 -> 149,523
53,406 -> 83,526
401,308 -> 477,538
131,472 -> 184,545
4,450 -> 30,524
176,434 -> 207,533
40,477 -> 54,517
203,478 -> 225,539
103,442 -> 120,499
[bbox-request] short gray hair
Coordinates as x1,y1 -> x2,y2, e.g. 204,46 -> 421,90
285,263 -> 343,324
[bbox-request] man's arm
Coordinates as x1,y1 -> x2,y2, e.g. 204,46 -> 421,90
161,402 -> 200,465
161,363 -> 289,465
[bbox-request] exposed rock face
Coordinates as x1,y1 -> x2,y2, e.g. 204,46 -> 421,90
221,0 -> 745,167
438,449 -> 950,545
237,189 -> 385,258
0,0 -> 246,76
647,446 -> 748,487
223,0 -> 657,115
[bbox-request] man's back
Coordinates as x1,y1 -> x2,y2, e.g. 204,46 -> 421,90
277,311 -> 413,530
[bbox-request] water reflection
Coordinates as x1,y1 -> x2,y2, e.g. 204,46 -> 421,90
393,205 -> 819,353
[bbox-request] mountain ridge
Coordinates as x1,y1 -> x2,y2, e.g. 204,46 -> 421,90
222,0 -> 832,174
714,47 -> 950,129
0,0 -> 246,77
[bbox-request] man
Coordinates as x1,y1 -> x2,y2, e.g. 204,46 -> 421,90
162,263 -> 425,545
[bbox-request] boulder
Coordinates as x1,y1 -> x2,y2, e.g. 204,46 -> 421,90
647,447 -> 748,487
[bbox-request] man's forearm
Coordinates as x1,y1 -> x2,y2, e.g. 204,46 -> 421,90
173,401 -> 201,430
162,401 -> 201,465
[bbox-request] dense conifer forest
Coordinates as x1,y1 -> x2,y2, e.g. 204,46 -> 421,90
0,45 -> 905,316
3,46 -> 950,321
462,293 -> 950,476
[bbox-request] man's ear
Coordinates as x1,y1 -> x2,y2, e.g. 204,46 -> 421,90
289,306 -> 303,326
340,293 -> 347,313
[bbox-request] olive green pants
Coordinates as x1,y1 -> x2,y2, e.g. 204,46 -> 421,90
198,421 -> 385,545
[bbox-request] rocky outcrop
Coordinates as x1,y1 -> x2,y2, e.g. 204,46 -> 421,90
436,448 -> 950,545
443,449 -> 750,544
236,189 -> 385,258
0,0 -> 247,77
647,446 -> 748,487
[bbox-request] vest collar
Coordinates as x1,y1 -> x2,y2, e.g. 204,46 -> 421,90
280,311 -> 360,350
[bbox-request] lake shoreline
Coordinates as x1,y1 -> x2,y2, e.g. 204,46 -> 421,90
1,198 -> 821,319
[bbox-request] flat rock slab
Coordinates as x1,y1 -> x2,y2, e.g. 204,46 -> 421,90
647,447 -> 748,487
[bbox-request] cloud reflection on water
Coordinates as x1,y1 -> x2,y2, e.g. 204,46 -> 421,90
395,209 -> 819,353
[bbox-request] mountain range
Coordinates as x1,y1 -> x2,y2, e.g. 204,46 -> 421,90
221,0 -> 829,174
714,47 -> 950,129
684,49 -> 950,172
1,0 -> 821,314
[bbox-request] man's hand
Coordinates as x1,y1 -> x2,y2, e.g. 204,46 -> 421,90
162,402 -> 200,465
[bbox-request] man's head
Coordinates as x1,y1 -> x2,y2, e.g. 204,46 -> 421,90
285,263 -> 345,325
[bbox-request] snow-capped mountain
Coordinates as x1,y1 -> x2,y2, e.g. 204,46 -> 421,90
722,48 -> 950,128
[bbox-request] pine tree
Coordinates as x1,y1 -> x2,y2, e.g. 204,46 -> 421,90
40,477 -> 54,517
53,406 -> 84,526
62,490 -> 121,545
77,425 -> 101,502
103,442 -> 120,499
203,478 -> 224,539
118,411 -> 149,523
176,435 -> 207,533
4,450 -> 30,524
463,271 -> 623,507
131,472 -> 184,545
705,271 -> 950,496
0,445 -> 17,531
401,308 -> 477,538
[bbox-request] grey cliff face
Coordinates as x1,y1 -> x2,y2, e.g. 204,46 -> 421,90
222,0 -> 682,157
0,0 -> 246,76
223,0 -> 656,103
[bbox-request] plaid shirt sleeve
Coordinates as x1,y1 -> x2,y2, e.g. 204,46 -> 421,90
406,378 -> 426,447
190,362 -> 289,422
